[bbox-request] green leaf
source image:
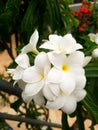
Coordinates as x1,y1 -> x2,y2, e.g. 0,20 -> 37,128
76,103 -> 85,130
82,97 -> 98,126
0,0 -> 20,42
85,62 -> 98,77
20,0 -> 37,44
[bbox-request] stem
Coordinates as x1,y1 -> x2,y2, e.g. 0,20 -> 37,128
76,103 -> 85,130
62,112 -> 70,130
0,79 -> 22,97
0,112 -> 62,129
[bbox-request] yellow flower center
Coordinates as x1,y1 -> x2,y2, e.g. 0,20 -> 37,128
58,47 -> 63,51
32,49 -> 39,55
62,64 -> 69,72
61,91 -> 66,96
41,73 -> 44,80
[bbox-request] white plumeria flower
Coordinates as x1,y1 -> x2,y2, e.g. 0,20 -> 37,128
92,48 -> 98,58
88,33 -> 98,58
47,51 -> 87,88
21,52 -> 51,103
21,30 -> 39,54
40,33 -> 83,54
8,30 -> 39,83
43,51 -> 87,114
88,33 -> 98,44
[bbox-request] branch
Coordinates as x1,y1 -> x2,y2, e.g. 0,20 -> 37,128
0,112 -> 62,129
0,79 -> 22,97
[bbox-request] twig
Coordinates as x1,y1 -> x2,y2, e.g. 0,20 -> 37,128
0,79 -> 22,97
0,112 -> 62,128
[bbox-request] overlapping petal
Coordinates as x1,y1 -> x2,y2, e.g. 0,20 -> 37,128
66,51 -> 85,66
22,66 -> 42,83
33,91 -> 45,106
60,74 -> 76,95
72,89 -> 86,102
13,66 -> 24,80
61,96 -> 77,114
46,95 -> 65,110
34,52 -> 51,75
43,84 -> 57,101
15,54 -> 30,68
47,67 -> 63,83
22,81 -> 44,96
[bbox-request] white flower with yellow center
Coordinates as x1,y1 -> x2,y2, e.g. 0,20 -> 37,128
21,30 -> 39,54
21,52 -> 51,103
40,33 -> 83,54
43,51 -> 87,114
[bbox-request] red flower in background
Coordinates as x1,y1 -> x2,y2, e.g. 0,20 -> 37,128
80,7 -> 88,13
79,27 -> 84,32
82,0 -> 92,7
71,0 -> 93,32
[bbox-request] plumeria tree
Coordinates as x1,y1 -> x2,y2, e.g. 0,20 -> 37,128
1,0 -> 98,130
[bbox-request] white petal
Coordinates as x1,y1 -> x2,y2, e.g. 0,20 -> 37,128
40,41 -> 55,50
47,67 -> 63,83
23,81 -> 44,96
29,30 -> 38,44
33,91 -> 45,105
40,34 -> 62,50
83,56 -> 92,67
88,33 -> 95,42
63,34 -> 83,53
60,74 -> 76,95
22,66 -> 41,83
43,84 -> 56,101
75,75 -> 86,89
15,54 -> 30,68
61,96 -> 77,114
49,34 -> 62,43
21,30 -> 39,54
13,66 -> 24,80
70,65 -> 85,75
46,95 -> 65,110
67,51 -> 84,66
35,52 -> 51,75
73,89 -> 86,102
92,48 -> 98,58
48,83 -> 60,96
22,92 -> 33,103
48,52 -> 66,69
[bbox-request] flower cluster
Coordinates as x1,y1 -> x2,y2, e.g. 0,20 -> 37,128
7,30 -> 91,114
72,0 -> 92,32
